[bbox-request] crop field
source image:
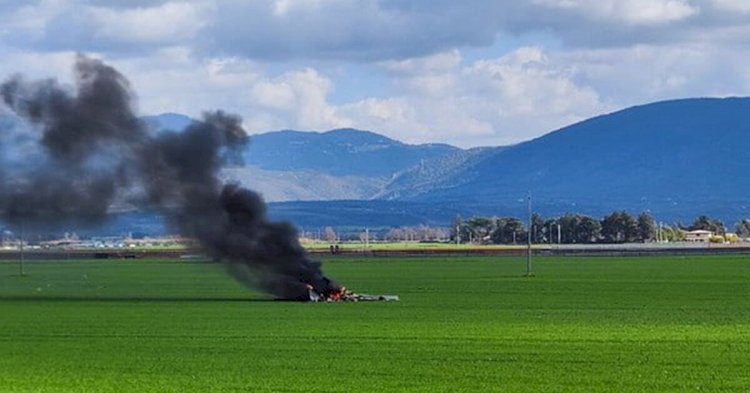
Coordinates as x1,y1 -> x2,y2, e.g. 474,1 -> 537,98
302,241 -> 528,251
1,255 -> 749,392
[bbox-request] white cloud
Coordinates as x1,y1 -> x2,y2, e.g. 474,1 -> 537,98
711,0 -> 750,12
2,1 -> 750,149
61,42 -> 749,148
252,68 -> 348,130
466,48 -> 601,117
250,80 -> 296,111
111,49 -> 263,120
0,47 -> 75,81
534,0 -> 699,25
337,48 -> 607,146
271,0 -> 328,16
557,43 -> 746,104
1,0 -> 67,41
111,49 -> 349,133
380,50 -> 463,75
0,1 -> 745,60
88,2 -> 211,45
103,45 -> 609,147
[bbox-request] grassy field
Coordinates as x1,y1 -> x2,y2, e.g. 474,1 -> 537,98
1,255 -> 749,392
302,241 -> 528,251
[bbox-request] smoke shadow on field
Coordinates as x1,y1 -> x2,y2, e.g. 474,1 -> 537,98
0,295 -> 275,303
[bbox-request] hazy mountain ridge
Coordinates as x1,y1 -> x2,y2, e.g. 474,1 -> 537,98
6,98 -> 750,233
396,97 -> 750,222
220,166 -> 387,202
145,114 -> 464,201
261,98 -> 750,229
375,146 -> 503,200
242,127 -> 459,177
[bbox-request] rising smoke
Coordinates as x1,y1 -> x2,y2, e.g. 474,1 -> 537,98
0,55 -> 339,300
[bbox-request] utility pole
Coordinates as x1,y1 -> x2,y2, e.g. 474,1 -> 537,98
526,193 -> 533,276
365,228 -> 369,248
557,224 -> 561,244
456,225 -> 460,245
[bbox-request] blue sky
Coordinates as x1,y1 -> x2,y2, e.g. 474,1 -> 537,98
1,0 -> 749,147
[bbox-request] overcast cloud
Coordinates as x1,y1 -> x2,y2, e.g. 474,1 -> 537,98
0,0 -> 749,147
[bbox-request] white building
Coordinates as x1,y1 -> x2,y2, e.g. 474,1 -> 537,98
685,230 -> 712,242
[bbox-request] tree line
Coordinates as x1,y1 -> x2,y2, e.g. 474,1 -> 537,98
449,212 -> 744,245
302,213 -> 750,245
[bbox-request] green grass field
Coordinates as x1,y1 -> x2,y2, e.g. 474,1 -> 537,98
302,241 -> 529,251
1,255 -> 749,392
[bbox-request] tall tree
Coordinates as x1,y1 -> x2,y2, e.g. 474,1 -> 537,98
542,218 -> 558,244
555,214 -> 601,244
491,217 -> 526,244
660,224 -> 685,242
556,214 -> 579,244
601,211 -> 638,243
577,216 -> 602,243
736,219 -> 750,238
689,215 -> 725,235
637,212 -> 657,242
465,216 -> 495,244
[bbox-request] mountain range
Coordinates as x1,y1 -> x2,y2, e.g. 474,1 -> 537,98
378,97 -> 750,224
149,97 -> 750,226
5,97 -> 750,234
145,114 -> 463,202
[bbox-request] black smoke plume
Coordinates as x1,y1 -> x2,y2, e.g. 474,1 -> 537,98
0,55 -> 339,300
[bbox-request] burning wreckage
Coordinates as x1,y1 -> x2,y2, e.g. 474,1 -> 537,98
306,285 -> 399,302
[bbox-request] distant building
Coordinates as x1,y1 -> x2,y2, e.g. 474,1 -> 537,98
685,230 -> 712,242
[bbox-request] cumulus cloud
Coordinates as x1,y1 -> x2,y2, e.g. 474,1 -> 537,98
250,68 -> 348,130
74,44 -> 606,147
3,43 -> 745,148
108,50 -> 350,134
203,0 -> 498,61
533,0 -> 699,25
336,47 -> 607,146
711,0 -> 750,12
380,50 -> 462,75
2,0 -> 734,61
0,47 -> 75,81
561,43 -> 750,103
87,2 -> 211,45
0,1 -> 210,53
1,1 -> 750,148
